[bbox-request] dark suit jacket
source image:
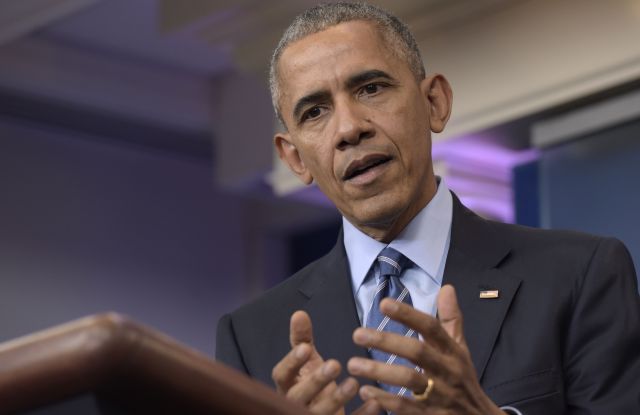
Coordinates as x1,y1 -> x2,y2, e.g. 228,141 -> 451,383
216,195 -> 640,414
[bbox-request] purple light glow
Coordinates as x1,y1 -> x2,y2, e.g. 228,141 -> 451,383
433,136 -> 539,181
433,135 -> 540,223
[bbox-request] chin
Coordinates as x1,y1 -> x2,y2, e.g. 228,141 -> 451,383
348,198 -> 406,229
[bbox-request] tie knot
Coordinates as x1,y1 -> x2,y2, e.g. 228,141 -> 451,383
377,247 -> 410,278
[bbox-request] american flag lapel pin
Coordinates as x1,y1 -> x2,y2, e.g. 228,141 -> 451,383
479,290 -> 499,299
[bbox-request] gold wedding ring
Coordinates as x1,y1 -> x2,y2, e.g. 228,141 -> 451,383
412,377 -> 435,402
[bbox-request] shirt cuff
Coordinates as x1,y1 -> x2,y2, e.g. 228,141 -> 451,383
500,406 -> 523,415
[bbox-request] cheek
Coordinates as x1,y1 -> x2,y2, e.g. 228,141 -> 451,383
377,92 -> 427,136
299,143 -> 335,181
382,122 -> 431,182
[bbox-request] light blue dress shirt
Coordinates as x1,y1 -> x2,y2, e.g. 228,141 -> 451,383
343,179 -> 453,326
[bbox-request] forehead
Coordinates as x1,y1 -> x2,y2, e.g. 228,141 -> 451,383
276,21 -> 406,106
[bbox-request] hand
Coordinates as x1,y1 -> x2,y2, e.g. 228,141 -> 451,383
347,285 -> 504,415
272,310 -> 381,415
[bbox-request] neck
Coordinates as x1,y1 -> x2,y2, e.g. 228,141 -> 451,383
356,176 -> 438,243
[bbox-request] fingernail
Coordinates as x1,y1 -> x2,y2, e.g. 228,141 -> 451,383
348,359 -> 365,374
360,386 -> 374,400
353,329 -> 371,343
382,300 -> 399,313
295,345 -> 308,359
322,361 -> 337,376
340,379 -> 356,395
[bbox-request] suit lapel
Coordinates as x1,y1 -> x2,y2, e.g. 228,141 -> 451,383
443,194 -> 522,382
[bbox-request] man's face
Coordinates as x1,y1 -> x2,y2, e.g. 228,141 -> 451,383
275,21 -> 450,240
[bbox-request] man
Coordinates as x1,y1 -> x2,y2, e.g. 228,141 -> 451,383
216,3 -> 640,414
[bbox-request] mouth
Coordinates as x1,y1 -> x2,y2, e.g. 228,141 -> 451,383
343,154 -> 392,181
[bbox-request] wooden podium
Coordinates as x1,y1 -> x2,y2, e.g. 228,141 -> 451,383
0,313 -> 312,415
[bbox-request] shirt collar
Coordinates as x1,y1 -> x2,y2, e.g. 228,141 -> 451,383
343,178 -> 453,290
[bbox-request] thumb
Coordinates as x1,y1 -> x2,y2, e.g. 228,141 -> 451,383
437,285 -> 466,346
290,310 -> 314,347
290,310 -> 324,370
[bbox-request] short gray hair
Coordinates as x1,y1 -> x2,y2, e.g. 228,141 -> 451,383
269,2 -> 426,127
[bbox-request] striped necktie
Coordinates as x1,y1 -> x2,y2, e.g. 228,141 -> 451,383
365,247 -> 420,398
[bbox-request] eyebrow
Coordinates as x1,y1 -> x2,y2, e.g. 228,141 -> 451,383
292,90 -> 332,122
345,69 -> 394,90
291,69 -> 395,122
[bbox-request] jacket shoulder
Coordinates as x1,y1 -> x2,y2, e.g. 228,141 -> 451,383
227,248 -> 335,324
488,220 -> 635,285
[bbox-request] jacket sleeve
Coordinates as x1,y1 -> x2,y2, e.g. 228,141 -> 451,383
565,237 -> 640,413
215,313 -> 250,375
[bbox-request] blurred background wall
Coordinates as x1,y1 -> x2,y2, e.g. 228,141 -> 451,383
0,0 -> 639,356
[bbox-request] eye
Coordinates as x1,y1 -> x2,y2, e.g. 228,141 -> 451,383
359,82 -> 386,97
364,83 -> 380,94
301,106 -> 324,122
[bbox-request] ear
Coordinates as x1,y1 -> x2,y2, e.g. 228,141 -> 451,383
420,74 -> 453,133
274,133 -> 314,185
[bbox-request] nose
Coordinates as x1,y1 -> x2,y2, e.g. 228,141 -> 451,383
334,99 -> 374,149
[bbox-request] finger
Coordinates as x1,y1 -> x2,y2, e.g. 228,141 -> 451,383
361,373 -> 471,413
290,310 -> 314,347
437,285 -> 466,346
359,386 -> 426,415
352,398 -> 383,415
289,311 -> 325,375
348,356 -> 427,392
352,328 -> 450,374
379,298 -> 453,352
308,376 -> 359,414
287,359 -> 341,405
272,343 -> 311,393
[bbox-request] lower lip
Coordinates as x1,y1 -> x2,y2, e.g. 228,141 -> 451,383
345,160 -> 391,186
